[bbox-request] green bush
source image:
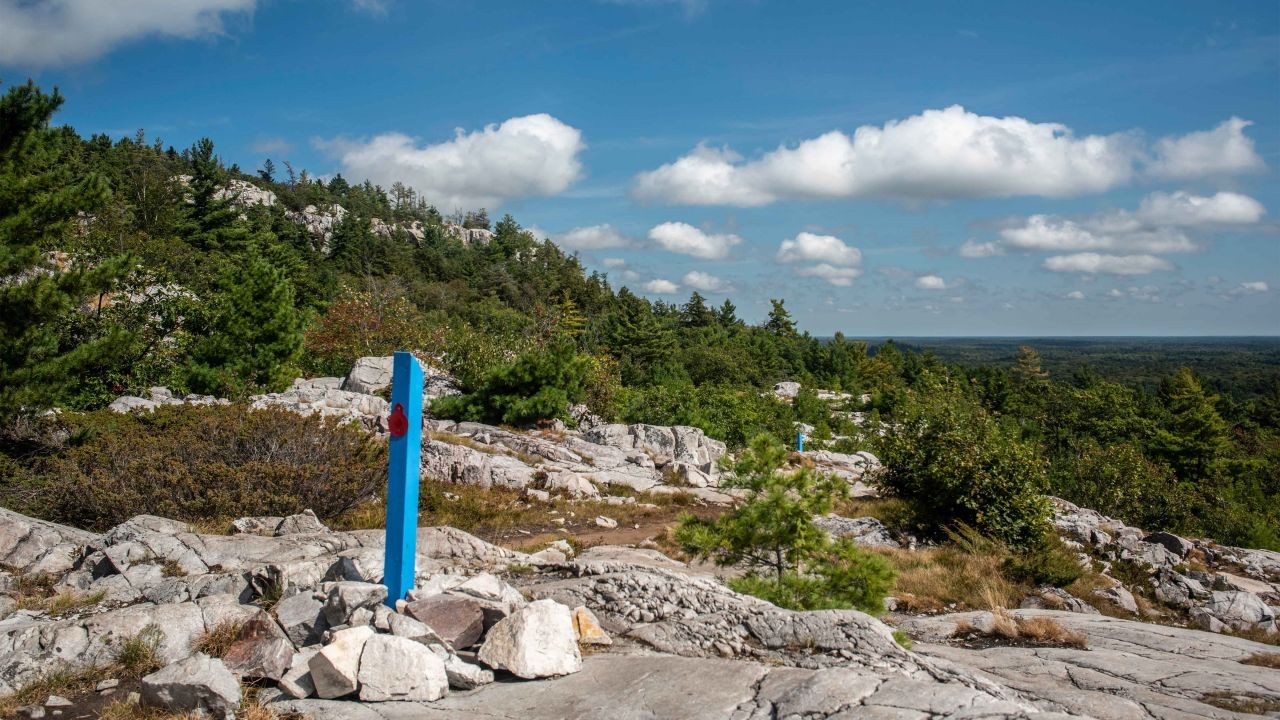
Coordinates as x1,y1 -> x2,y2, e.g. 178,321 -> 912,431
676,435 -> 895,614
1003,534 -> 1084,588
432,340 -> 590,425
0,404 -> 384,530
874,376 -> 1052,549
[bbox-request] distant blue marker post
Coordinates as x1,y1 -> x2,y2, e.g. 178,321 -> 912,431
383,351 -> 423,607
797,431 -> 805,452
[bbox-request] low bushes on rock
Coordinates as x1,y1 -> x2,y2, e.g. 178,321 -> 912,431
0,404 -> 384,530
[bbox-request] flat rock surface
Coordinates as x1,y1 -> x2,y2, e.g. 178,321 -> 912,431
274,652 -> 1057,720
899,609 -> 1280,720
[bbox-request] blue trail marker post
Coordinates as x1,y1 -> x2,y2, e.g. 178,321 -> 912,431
383,351 -> 423,607
797,431 -> 805,452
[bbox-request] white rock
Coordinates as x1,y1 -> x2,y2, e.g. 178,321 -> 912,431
477,599 -> 582,679
595,516 -> 618,529
309,625 -> 375,699
357,634 -> 449,702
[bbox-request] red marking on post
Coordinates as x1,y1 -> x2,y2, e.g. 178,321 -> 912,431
388,402 -> 408,438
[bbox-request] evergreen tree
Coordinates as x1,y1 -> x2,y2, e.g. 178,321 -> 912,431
258,158 -> 275,183
680,291 -> 715,327
0,80 -> 130,422
186,245 -> 303,397
181,138 -> 249,253
764,298 -> 796,336
1152,367 -> 1229,481
1012,345 -> 1050,384
717,299 -> 740,327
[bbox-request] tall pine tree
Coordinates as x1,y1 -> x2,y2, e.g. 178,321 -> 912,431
186,243 -> 303,397
0,80 -> 129,421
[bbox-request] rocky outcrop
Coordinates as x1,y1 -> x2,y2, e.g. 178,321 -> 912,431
249,382 -> 390,432
342,355 -> 461,403
813,514 -> 901,547
107,386 -> 229,414
1053,498 -> 1280,637
443,224 -> 494,246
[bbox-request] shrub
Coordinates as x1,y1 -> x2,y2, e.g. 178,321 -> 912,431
873,376 -> 1052,549
676,435 -> 894,614
1,404 -> 384,530
303,285 -> 441,378
1003,534 -> 1084,588
432,340 -> 591,425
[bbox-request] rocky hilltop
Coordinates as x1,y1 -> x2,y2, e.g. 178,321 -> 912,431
1,357 -> 1277,718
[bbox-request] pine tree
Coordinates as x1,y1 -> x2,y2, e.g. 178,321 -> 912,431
181,138 -> 249,253
717,299 -> 740,327
258,158 -> 275,183
1152,367 -> 1229,481
186,244 -> 303,397
0,80 -> 130,422
1012,345 -> 1050,384
765,298 -> 796,336
680,291 -> 715,327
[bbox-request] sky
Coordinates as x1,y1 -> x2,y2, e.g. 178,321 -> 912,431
2,0 -> 1278,336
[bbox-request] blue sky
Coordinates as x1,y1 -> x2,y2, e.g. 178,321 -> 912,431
2,0 -> 1278,335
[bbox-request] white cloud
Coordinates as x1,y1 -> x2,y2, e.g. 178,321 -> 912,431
777,232 -> 861,266
1136,191 -> 1267,227
642,278 -> 680,294
1233,281 -> 1269,295
1148,118 -> 1266,180
602,257 -> 627,268
553,224 -> 631,250
1043,253 -> 1174,275
647,222 -> 742,259
1066,290 -> 1085,300
350,0 -> 388,15
320,114 -> 584,210
633,108 -> 1264,206
0,0 -> 257,66
681,270 -> 730,292
796,263 -> 862,287
915,275 -> 947,290
959,239 -> 1004,258
991,191 -> 1265,258
1000,216 -> 1197,254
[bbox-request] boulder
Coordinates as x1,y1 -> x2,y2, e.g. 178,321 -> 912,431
773,381 -> 802,398
812,515 -> 899,547
221,610 -> 295,681
357,634 -> 449,702
273,591 -> 328,647
139,654 -> 241,720
404,594 -> 485,649
1195,590 -> 1277,633
309,626 -> 375,699
477,599 -> 582,679
276,510 -> 329,536
1145,531 -> 1194,558
322,582 -> 388,627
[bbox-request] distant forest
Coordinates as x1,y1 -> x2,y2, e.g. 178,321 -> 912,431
871,337 -> 1280,403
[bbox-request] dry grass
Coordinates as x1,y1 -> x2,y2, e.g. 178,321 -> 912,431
191,619 -> 246,658
873,545 -> 1023,611
1241,652 -> 1280,669
15,586 -> 107,618
953,609 -> 1088,649
1015,615 -> 1089,648
1200,691 -> 1280,715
